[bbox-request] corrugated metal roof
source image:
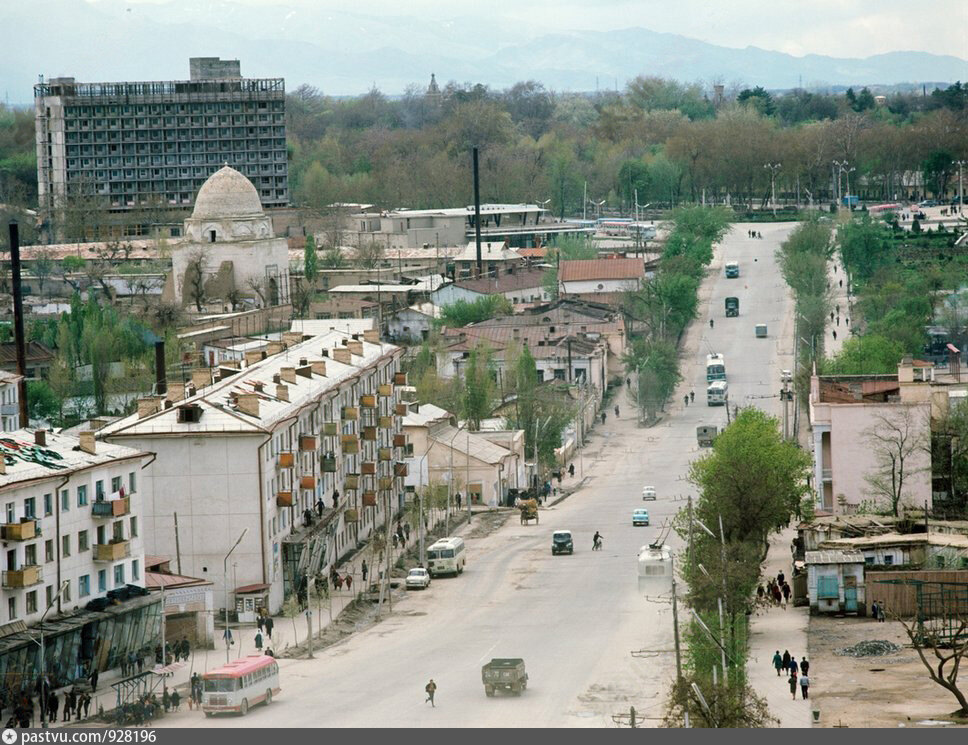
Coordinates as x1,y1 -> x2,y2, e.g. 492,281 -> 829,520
450,267 -> 547,295
559,258 -> 644,282
431,425 -> 511,465
805,549 -> 865,564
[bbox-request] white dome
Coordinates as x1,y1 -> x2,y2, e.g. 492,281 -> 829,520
191,166 -> 264,220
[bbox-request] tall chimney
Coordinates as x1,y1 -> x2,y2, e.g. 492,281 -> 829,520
8,222 -> 28,428
154,340 -> 167,396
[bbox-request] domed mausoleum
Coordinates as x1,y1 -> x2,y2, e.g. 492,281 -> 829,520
169,166 -> 289,308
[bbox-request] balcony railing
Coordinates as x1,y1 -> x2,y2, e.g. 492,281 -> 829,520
92,498 -> 130,518
3,565 -> 43,588
822,469 -> 833,482
1,520 -> 38,541
94,541 -> 130,561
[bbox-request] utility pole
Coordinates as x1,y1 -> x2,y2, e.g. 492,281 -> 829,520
472,146 -> 483,277
764,163 -> 781,217
955,160 -> 966,213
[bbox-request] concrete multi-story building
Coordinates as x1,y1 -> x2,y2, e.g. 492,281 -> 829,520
100,328 -> 407,613
0,429 -> 157,691
34,57 -> 287,237
0,371 -> 23,431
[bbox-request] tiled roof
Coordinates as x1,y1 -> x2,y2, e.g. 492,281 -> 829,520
0,341 -> 55,365
450,267 -> 547,295
559,258 -> 644,282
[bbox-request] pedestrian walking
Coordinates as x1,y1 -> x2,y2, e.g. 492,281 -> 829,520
223,628 -> 234,646
601,411 -> 606,424
777,570 -> 784,586
568,463 -> 575,478
782,582 -> 791,607
162,688 -> 170,713
832,329 -> 837,340
789,657 -> 799,675
455,493 -> 462,510
800,673 -> 810,699
684,394 -> 689,406
772,584 -> 782,605
836,316 -> 840,326
316,496 -> 325,517
690,390 -> 695,403
265,617 -> 274,638
171,690 -> 180,712
871,600 -> 879,620
772,650 -> 783,676
626,377 -> 631,387
830,311 -> 835,321
800,657 -> 809,676
257,615 -> 265,633
877,601 -> 886,622
404,523 -> 411,542
845,317 -> 849,326
254,632 -> 263,651
614,405 -> 620,417
345,574 -> 353,591
424,679 -> 437,707
332,489 -> 340,509
839,278 -> 843,288
48,692 -> 58,722
782,650 -> 791,672
362,560 -> 368,583
789,671 -> 798,700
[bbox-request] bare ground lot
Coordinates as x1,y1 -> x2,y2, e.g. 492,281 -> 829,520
809,614 -> 967,729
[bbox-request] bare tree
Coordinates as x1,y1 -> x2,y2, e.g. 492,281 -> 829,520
245,275 -> 269,308
291,278 -> 315,318
896,605 -> 968,718
183,248 -> 208,312
864,408 -> 924,516
31,248 -> 55,298
354,240 -> 385,269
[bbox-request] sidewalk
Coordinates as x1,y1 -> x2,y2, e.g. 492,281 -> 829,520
746,527 -> 812,727
827,256 -> 852,357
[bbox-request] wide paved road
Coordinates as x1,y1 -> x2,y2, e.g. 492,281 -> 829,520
163,222 -> 796,728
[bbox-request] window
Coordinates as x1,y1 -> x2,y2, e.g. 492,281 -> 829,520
78,531 -> 89,552
129,472 -> 137,494
113,564 -> 125,585
62,581 -> 70,602
23,498 -> 36,519
46,585 -> 53,607
98,570 -> 107,592
131,560 -> 140,580
79,575 -> 90,598
5,502 -> 13,523
883,555 -> 894,565
25,544 -> 36,565
44,493 -> 52,516
26,591 -> 37,614
130,517 -> 138,538
111,476 -> 122,493
935,555 -> 946,569
45,540 -> 54,563
8,597 -> 15,620
61,490 -> 70,512
61,535 -> 71,558
77,485 -> 88,507
95,481 -> 104,501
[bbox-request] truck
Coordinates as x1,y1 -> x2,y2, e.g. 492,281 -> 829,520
482,658 -> 528,697
725,297 -> 739,317
755,323 -> 768,338
706,353 -> 726,382
696,425 -> 718,447
725,261 -> 739,278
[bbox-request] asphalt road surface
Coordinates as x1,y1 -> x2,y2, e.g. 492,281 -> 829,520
162,222 -> 796,728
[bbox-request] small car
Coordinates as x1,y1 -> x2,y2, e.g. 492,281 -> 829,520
632,509 -> 650,526
552,530 -> 574,555
642,486 -> 656,501
918,199 -> 938,208
405,567 -> 431,590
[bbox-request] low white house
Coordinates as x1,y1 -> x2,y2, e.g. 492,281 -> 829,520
431,267 -> 549,308
559,258 -> 644,295
388,303 -> 439,343
805,549 -> 867,615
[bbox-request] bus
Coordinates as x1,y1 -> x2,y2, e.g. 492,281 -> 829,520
707,380 -> 728,406
725,261 -> 739,278
201,655 -> 280,716
637,543 -> 673,594
427,537 -> 466,577
705,353 -> 726,381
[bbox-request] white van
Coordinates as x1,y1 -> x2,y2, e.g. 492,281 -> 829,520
427,537 -> 466,577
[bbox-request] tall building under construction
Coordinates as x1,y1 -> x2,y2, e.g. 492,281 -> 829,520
34,57 -> 287,238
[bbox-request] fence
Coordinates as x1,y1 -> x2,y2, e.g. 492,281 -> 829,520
870,570 -> 968,617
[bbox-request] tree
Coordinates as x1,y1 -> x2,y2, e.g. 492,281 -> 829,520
27,381 -> 60,423
625,338 -> 681,421
245,275 -> 269,307
304,234 -> 319,285
31,249 -> 55,297
321,245 -> 346,269
737,86 -> 776,117
439,296 -> 512,327
864,408 -> 925,516
354,241 -> 385,269
688,408 -> 811,551
897,604 -> 968,718
824,334 -> 904,375
291,279 -> 315,319
460,344 -> 495,431
183,249 -> 208,312
837,215 -> 894,282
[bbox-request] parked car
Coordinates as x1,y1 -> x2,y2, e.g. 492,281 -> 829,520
405,567 -> 431,590
551,530 -> 574,555
632,509 -> 650,526
918,199 -> 939,207
642,486 -> 656,501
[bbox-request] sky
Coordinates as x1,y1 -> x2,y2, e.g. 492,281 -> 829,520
112,0 -> 968,59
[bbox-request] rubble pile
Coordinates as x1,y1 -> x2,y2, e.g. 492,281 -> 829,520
834,640 -> 901,657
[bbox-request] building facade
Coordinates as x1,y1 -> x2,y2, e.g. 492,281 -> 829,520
101,329 -> 407,614
0,372 -> 23,432
34,57 -> 287,236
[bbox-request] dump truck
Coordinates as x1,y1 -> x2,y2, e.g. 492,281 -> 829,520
725,297 -> 739,317
482,658 -> 528,696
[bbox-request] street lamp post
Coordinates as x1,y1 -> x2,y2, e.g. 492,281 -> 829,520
764,163 -> 781,217
223,528 -> 248,664
36,580 -> 70,729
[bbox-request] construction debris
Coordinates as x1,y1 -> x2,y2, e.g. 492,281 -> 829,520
834,640 -> 901,657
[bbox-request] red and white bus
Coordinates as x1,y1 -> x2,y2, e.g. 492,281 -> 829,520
201,655 -> 280,716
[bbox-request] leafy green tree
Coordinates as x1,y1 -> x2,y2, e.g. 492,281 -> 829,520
824,334 -> 905,374
542,237 -> 599,299
439,296 -> 513,327
27,381 -> 60,423
837,215 -> 895,282
304,234 -> 318,284
922,149 -> 954,197
461,344 -> 496,431
624,270 -> 700,341
625,338 -> 681,420
737,86 -> 776,116
688,407 -> 811,551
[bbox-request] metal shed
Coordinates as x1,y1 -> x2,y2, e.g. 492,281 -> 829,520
805,550 -> 867,615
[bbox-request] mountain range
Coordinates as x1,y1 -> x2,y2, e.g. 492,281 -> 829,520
1,0 -> 965,103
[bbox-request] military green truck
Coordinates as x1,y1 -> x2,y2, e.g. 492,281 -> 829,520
725,297 -> 739,317
482,658 -> 528,696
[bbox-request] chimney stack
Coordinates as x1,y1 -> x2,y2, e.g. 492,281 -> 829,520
34,429 -> 46,447
236,393 -> 261,418
276,384 -> 289,402
363,328 -> 380,344
154,340 -> 167,396
191,369 -> 212,390
310,360 -> 327,377
79,431 -> 96,455
280,367 -> 297,384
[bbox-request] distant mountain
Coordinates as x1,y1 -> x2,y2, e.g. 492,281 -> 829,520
1,0 -> 964,103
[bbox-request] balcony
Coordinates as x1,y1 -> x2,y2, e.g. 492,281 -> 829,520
342,407 -> 358,421
300,476 -> 317,490
276,491 -> 293,507
1,519 -> 38,541
822,469 -> 833,482
360,395 -> 377,409
299,435 -> 317,452
92,498 -> 130,518
345,474 -> 360,490
379,447 -> 392,462
378,416 -> 394,429
323,422 -> 339,436
94,541 -> 130,562
378,383 -> 393,397
394,372 -> 407,386
2,565 -> 42,588
277,452 -> 294,469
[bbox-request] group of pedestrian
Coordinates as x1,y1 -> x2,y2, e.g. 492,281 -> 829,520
256,612 -> 275,640
51,687 -> 91,722
747,230 -> 763,239
188,674 -> 203,710
870,599 -> 887,622
330,565 -> 353,591
683,390 -> 695,406
771,650 -> 810,699
758,570 -> 791,608
161,686 -> 180,713
120,651 -> 146,677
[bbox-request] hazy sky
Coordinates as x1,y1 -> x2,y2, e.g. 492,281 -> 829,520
114,0 -> 968,59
